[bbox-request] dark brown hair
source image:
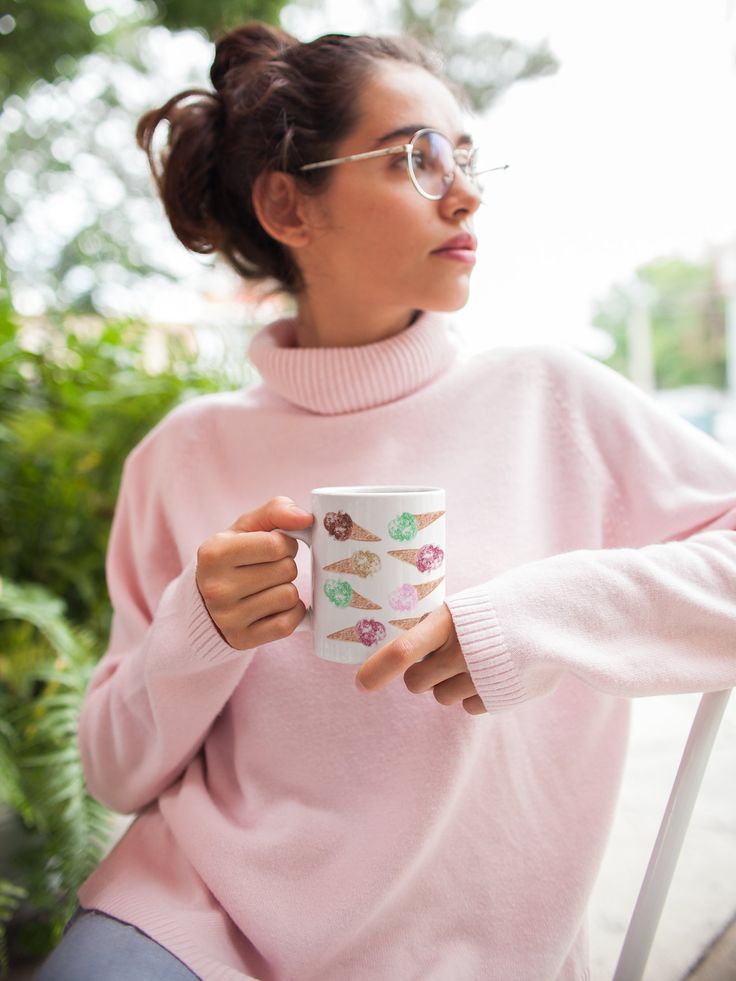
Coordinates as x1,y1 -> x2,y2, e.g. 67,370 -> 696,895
136,22 -> 458,295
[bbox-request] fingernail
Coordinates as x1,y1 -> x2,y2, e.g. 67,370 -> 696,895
288,505 -> 311,516
355,675 -> 367,691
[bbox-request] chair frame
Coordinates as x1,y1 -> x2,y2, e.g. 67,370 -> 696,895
612,688 -> 733,980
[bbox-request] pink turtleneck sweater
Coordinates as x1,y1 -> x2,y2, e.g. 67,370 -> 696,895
77,311 -> 736,981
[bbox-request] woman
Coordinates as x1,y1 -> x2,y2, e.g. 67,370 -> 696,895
38,20 -> 736,981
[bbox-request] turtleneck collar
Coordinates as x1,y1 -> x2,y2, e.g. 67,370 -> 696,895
247,310 -> 461,415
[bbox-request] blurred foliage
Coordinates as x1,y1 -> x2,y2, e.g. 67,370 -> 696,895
0,27 -> 206,318
593,255 -> 727,389
0,878 -> 26,976
0,262 -> 245,968
2,0 -> 556,109
0,0 -> 292,101
151,0 -> 293,35
0,0 -> 95,101
0,581 -> 112,969
0,271 -> 240,641
397,0 -> 558,111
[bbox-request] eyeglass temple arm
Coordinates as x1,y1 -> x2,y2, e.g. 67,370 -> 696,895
299,146 -> 409,172
472,164 -> 510,175
302,150 -> 510,176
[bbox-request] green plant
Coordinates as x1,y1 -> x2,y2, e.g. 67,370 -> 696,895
0,267 -> 250,969
592,255 -> 727,389
1,0 -> 292,100
0,579 -> 113,969
0,285 -> 245,642
0,879 -> 27,976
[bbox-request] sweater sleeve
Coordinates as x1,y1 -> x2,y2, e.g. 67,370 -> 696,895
78,427 -> 252,814
445,349 -> 736,713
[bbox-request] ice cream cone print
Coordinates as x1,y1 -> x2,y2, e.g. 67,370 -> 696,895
389,576 -> 445,612
323,579 -> 381,611
324,510 -> 381,542
415,510 -> 445,531
415,576 -> 445,600
348,523 -> 381,541
350,593 -> 381,610
327,618 -> 387,647
388,510 -> 445,542
323,550 -> 381,578
388,543 -> 444,573
388,614 -> 431,631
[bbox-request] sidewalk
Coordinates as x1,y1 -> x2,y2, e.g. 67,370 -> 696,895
686,915 -> 736,979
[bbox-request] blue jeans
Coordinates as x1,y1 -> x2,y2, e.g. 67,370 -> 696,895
35,907 -> 201,980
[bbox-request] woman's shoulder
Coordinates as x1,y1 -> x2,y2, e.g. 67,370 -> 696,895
466,341 -> 733,460
123,383 -> 267,471
457,341 -> 616,398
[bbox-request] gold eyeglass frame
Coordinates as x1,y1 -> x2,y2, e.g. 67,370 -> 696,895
298,127 -> 508,200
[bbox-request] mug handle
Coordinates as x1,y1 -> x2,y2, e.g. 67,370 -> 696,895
274,527 -> 313,633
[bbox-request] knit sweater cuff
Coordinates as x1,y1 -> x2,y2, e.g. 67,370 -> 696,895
184,564 -> 241,663
445,584 -> 527,711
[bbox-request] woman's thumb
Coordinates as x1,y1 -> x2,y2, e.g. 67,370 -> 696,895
231,496 -> 312,533
267,496 -> 313,529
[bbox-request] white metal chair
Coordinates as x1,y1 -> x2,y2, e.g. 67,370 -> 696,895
612,689 -> 733,980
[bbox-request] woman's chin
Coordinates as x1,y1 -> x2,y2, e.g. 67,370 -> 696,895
425,284 -> 472,313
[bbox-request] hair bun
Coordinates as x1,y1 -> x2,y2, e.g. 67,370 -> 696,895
210,22 -> 296,93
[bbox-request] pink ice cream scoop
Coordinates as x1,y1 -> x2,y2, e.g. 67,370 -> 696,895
416,544 -> 443,573
389,584 -> 419,612
355,619 -> 386,646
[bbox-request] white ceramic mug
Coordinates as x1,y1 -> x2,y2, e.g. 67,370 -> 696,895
277,486 -> 446,664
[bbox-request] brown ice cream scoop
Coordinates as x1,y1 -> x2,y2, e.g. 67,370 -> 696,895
323,550 -> 381,578
323,510 -> 381,542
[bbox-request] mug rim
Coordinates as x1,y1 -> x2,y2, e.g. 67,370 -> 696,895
311,485 -> 444,496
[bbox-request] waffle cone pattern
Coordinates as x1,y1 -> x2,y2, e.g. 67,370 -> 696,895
349,523 -> 382,542
349,591 -> 381,610
388,614 -> 431,631
414,576 -> 445,599
413,510 -> 445,531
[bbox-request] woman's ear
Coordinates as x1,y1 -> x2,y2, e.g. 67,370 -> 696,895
252,171 -> 312,248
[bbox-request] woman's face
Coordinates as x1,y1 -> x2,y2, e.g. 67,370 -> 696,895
296,61 -> 482,320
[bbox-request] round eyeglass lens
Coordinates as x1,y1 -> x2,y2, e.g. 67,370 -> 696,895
409,131 -> 482,198
409,131 -> 454,198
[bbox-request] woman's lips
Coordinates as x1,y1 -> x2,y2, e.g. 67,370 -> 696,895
432,248 -> 476,264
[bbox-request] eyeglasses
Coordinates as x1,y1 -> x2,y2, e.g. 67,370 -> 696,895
298,127 -> 509,201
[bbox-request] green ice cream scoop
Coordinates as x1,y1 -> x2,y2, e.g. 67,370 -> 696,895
324,579 -> 353,607
388,511 -> 418,542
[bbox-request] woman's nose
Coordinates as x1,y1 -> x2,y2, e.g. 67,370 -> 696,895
440,164 -> 483,216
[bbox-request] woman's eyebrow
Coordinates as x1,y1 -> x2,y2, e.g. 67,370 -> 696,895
372,125 -> 473,147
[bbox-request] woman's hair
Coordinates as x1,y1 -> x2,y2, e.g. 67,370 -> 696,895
136,22 -> 459,295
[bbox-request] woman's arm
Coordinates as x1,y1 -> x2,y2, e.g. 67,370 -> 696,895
446,349 -> 736,712
446,525 -> 736,711
357,349 -> 736,712
78,437 -> 251,814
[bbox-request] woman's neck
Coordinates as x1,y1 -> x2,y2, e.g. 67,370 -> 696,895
247,308 -> 460,415
294,293 -> 419,348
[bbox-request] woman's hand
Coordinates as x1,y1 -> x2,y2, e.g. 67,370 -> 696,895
355,603 -> 487,715
196,496 -> 314,650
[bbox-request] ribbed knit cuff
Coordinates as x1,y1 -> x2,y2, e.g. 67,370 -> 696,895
445,584 -> 527,710
186,567 -> 242,663
76,894 -> 249,981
